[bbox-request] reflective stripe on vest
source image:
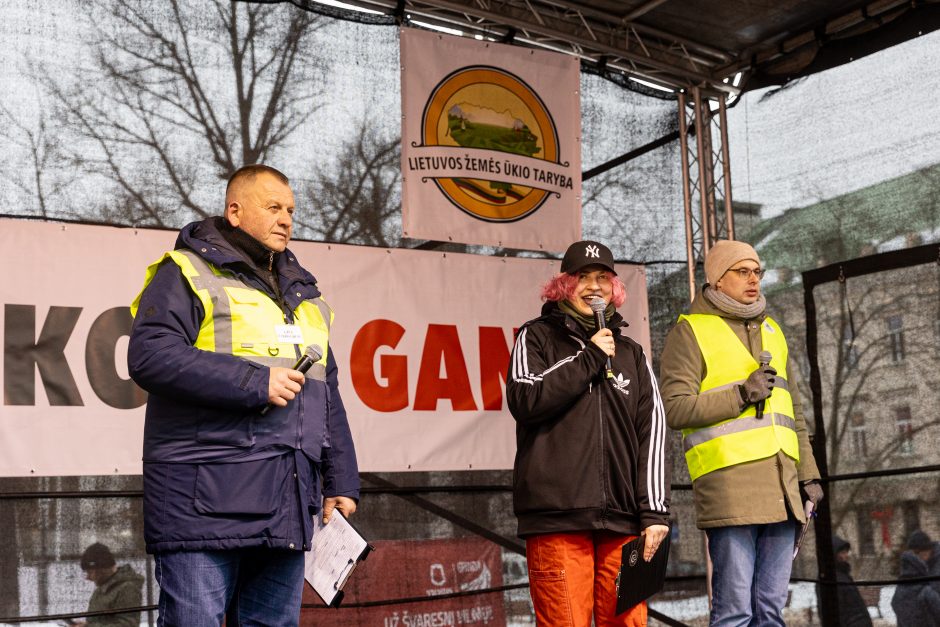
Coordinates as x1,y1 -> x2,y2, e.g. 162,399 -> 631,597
131,249 -> 332,381
678,313 -> 799,481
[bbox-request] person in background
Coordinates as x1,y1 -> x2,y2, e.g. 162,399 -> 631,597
507,240 -> 670,626
72,542 -> 144,627
659,240 -> 823,626
892,530 -> 940,627
128,164 -> 360,626
831,535 -> 872,627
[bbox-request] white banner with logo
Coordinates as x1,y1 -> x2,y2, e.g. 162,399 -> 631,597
400,27 -> 581,252
0,218 -> 648,476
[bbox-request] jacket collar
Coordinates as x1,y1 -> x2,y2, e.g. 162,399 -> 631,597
540,300 -> 627,337
176,218 -> 321,301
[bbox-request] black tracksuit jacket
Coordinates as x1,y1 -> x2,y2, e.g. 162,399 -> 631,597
507,301 -> 671,538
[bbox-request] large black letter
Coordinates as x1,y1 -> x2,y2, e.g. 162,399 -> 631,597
4,304 -> 83,406
86,307 -> 147,409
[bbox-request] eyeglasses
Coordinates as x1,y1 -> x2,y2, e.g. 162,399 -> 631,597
725,267 -> 766,280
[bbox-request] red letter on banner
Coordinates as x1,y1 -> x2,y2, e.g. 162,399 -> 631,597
478,327 -> 511,410
414,324 -> 477,411
350,319 -> 409,412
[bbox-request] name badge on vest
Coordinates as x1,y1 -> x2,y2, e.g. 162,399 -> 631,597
275,324 -> 304,345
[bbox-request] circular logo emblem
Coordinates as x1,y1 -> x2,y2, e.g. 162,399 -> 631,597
420,66 -> 560,222
629,549 -> 639,567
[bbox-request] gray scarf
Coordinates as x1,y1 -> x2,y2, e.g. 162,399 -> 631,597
704,285 -> 766,320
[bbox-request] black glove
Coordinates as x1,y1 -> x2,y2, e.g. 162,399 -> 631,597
738,365 -> 776,404
800,480 -> 824,506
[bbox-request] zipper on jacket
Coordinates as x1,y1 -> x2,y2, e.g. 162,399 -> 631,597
281,307 -> 303,448
324,384 -> 332,447
597,385 -> 610,520
265,252 -> 291,318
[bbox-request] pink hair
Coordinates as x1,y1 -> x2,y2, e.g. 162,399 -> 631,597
540,272 -> 626,308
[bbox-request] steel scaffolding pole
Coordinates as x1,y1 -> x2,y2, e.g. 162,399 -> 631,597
678,89 -> 734,301
677,92 -> 696,301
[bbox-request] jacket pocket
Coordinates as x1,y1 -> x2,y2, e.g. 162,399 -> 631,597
528,569 -> 575,625
226,287 -> 283,358
193,459 -> 283,516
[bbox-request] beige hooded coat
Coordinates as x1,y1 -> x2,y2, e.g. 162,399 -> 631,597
659,291 -> 820,528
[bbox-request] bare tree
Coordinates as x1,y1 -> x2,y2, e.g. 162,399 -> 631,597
299,124 -> 401,247
37,0 -> 327,226
777,266 -> 940,541
582,168 -> 673,261
0,103 -> 77,219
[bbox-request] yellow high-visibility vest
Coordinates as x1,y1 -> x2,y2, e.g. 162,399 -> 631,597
678,313 -> 799,481
131,250 -> 332,380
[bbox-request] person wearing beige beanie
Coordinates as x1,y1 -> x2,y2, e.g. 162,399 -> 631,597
703,240 -> 761,289
659,239 -> 822,626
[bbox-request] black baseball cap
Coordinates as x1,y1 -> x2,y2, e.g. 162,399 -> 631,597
560,240 -> 616,274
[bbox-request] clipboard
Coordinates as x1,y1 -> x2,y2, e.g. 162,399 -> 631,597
615,531 -> 671,615
304,512 -> 374,607
793,500 -> 816,560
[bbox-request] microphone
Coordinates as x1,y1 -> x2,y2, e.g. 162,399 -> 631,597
259,344 -> 323,416
588,297 -> 614,380
755,350 -> 772,420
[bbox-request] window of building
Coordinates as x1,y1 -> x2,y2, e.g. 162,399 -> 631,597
887,315 -> 905,363
849,413 -> 868,457
895,405 -> 914,455
856,509 -> 875,555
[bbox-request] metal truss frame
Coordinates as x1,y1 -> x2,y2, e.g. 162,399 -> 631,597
678,88 -> 734,300
302,0 -> 920,95
284,0 -> 923,265
329,0 -> 737,93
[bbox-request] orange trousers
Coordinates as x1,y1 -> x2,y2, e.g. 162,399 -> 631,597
525,530 -> 647,627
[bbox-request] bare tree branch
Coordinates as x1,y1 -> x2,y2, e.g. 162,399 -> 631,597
299,123 -> 401,247
0,101 -> 79,218
32,0 -> 326,226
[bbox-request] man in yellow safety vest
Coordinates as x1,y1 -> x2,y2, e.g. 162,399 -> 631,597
128,165 -> 359,626
659,239 -> 823,626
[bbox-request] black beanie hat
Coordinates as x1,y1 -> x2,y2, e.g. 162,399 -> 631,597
907,530 -> 933,551
80,543 -> 115,570
832,535 -> 850,554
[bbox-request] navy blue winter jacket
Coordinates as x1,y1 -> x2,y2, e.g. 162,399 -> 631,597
128,218 -> 360,553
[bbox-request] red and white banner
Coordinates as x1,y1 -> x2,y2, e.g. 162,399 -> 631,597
301,537 -> 508,625
400,28 -> 581,252
0,218 -> 649,476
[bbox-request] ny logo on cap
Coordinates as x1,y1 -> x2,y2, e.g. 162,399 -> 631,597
585,244 -> 600,258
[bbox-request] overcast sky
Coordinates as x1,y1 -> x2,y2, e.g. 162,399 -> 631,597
727,29 -> 940,218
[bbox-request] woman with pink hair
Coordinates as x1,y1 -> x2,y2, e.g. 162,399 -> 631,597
507,240 -> 670,627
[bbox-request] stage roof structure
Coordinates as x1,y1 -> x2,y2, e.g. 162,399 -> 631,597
295,0 -> 940,96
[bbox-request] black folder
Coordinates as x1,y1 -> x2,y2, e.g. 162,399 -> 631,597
615,531 -> 671,614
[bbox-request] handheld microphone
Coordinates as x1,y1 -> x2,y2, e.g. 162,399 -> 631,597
755,350 -> 772,420
259,344 -> 323,416
588,297 -> 614,380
